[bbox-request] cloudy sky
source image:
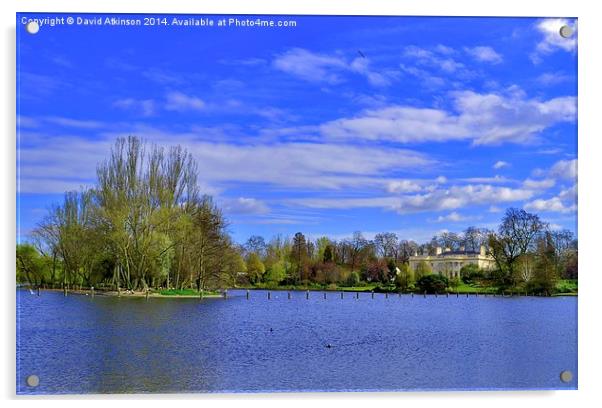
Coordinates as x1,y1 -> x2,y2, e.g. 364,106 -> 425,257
17,14 -> 577,243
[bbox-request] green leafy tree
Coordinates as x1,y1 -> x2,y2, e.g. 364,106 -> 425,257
263,260 -> 286,285
416,274 -> 449,294
394,263 -> 414,291
16,244 -> 46,286
246,253 -> 265,284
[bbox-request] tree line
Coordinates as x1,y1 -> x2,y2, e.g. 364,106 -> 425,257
17,137 -> 243,292
237,208 -> 577,295
16,137 -> 577,296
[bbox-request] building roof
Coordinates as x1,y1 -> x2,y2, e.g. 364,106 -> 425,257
441,250 -> 480,256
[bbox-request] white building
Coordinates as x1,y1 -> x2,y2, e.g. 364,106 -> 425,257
408,246 -> 495,279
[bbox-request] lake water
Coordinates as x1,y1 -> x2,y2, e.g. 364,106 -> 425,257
16,289 -> 577,394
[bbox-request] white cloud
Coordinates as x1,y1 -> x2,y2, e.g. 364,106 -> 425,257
273,48 -> 347,84
549,159 -> 578,180
18,127 -> 435,194
349,57 -> 392,87
493,160 -> 510,169
537,72 -> 573,86
386,180 -> 423,193
272,48 -> 391,87
404,45 -> 466,74
392,184 -> 535,214
524,196 -> 576,213
531,18 -> 577,63
523,178 -> 556,190
113,98 -> 156,117
461,175 -> 511,184
464,46 -> 503,64
221,197 -> 270,215
524,181 -> 577,215
288,183 -> 535,214
165,91 -> 206,112
45,116 -> 104,129
319,89 -> 576,145
435,212 -> 477,223
399,64 -> 446,89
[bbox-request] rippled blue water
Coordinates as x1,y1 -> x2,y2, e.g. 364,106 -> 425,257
16,289 -> 577,394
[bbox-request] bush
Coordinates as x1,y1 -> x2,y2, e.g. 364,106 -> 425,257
345,271 -> 361,287
461,264 -> 484,284
416,274 -> 449,294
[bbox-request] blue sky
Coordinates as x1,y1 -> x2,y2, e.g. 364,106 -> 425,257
17,14 -> 577,244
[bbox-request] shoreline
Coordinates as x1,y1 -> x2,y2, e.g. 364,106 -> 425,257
18,286 -> 578,298
19,287 -> 224,299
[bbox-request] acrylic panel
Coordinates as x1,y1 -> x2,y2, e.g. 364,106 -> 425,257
16,13 -> 578,394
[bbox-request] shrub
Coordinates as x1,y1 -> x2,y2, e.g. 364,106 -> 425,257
461,264 -> 483,284
345,271 -> 361,287
416,274 -> 449,294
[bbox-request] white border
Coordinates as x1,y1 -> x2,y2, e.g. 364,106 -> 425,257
2,1 -> 601,407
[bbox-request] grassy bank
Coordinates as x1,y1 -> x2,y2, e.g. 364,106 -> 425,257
238,279 -> 577,296
156,288 -> 222,297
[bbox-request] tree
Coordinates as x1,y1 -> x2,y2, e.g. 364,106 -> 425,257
434,232 -> 462,251
488,208 -> 546,287
364,258 -> 389,283
394,263 -> 414,291
346,231 -> 369,273
460,263 -> 482,284
532,232 -> 559,295
16,244 -> 46,287
517,254 -> 535,284
374,232 -> 398,259
246,253 -> 265,284
290,232 -> 309,283
315,236 -> 331,262
397,240 -> 418,263
416,274 -> 449,294
28,136 -> 240,292
245,235 -> 267,258
263,260 -> 287,285
463,226 -> 490,252
345,271 -> 361,287
323,244 -> 334,263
